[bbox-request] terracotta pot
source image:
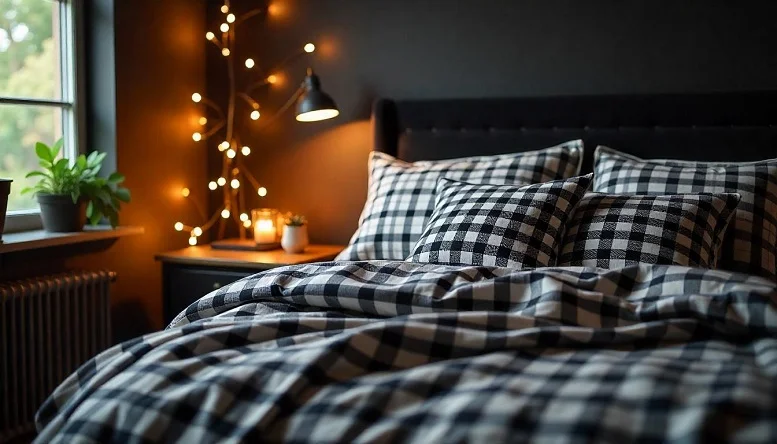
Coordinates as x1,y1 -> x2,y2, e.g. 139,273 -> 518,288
281,225 -> 309,254
37,193 -> 86,232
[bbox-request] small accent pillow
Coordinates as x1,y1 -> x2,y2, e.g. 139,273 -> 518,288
557,193 -> 741,269
594,146 -> 777,280
406,174 -> 592,268
336,141 -> 584,261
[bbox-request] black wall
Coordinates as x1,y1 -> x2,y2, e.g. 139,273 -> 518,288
206,0 -> 777,244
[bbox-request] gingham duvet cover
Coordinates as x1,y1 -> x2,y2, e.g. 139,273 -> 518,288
36,262 -> 777,443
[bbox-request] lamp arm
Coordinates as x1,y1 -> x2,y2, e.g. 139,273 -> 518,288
255,85 -> 305,131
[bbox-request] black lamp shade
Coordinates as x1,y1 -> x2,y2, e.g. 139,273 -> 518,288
295,69 -> 339,122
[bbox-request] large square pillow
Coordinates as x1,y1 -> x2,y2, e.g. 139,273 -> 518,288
593,146 -> 777,280
406,174 -> 592,268
557,193 -> 741,269
336,141 -> 584,261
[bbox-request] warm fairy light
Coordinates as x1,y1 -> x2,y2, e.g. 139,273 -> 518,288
250,110 -> 261,120
208,181 -> 218,190
181,187 -> 190,197
221,209 -> 231,219
192,227 -> 203,237
243,219 -> 252,228
220,23 -> 229,32
258,187 -> 267,197
245,58 -> 255,69
239,213 -> 249,222
226,149 -> 236,159
241,146 -> 251,156
205,31 -> 215,41
191,93 -> 202,103
222,48 -> 231,57
226,13 -> 236,23
221,4 -> 229,13
174,222 -> 184,231
198,116 -> 207,125
230,179 -> 240,189
188,236 -> 197,246
219,141 -> 230,151
304,43 -> 315,53
266,74 -> 277,84
217,177 -> 227,186
192,132 -> 202,142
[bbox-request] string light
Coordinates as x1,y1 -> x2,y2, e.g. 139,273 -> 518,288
226,13 -> 236,23
304,43 -> 315,53
230,179 -> 240,189
219,141 -> 230,151
189,236 -> 197,246
198,116 -> 207,125
221,4 -> 229,13
192,132 -> 202,142
243,219 -> 252,228
192,227 -> 203,237
266,75 -> 277,84
191,93 -> 202,103
205,31 -> 215,41
222,48 -> 231,57
239,213 -> 249,222
181,187 -> 190,197
245,58 -> 255,69
258,187 -> 267,197
226,149 -> 236,159
174,222 -> 184,231
220,23 -> 229,32
241,146 -> 251,156
208,181 -> 218,190
250,110 -> 260,120
217,177 -> 227,186
221,209 -> 231,219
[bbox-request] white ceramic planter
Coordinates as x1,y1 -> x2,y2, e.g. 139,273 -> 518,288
281,225 -> 309,254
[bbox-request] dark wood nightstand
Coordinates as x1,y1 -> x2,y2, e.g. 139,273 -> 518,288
155,244 -> 343,324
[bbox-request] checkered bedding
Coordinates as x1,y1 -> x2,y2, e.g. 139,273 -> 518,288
36,262 -> 777,443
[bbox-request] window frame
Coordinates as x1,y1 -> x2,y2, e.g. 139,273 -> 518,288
1,0 -> 86,233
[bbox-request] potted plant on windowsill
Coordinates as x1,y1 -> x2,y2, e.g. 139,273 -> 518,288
21,139 -> 130,232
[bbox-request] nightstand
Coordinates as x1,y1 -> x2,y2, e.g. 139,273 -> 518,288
155,244 -> 343,325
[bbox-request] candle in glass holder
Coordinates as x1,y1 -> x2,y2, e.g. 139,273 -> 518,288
252,208 -> 279,245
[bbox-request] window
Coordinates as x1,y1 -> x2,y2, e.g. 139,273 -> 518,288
0,0 -> 83,231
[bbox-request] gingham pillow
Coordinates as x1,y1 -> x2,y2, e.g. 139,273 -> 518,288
336,141 -> 584,261
558,193 -> 741,269
594,146 -> 777,280
406,174 -> 592,267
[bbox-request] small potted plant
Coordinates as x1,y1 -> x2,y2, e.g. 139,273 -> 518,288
281,214 -> 309,254
21,139 -> 130,232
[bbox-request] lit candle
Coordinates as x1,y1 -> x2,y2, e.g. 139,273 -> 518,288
254,218 -> 276,244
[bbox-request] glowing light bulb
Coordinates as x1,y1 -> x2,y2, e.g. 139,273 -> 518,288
205,31 -> 215,41
230,179 -> 240,189
198,116 -> 207,125
181,187 -> 190,197
243,219 -> 252,228
266,74 -> 277,84
221,48 -> 230,57
208,181 -> 217,190
192,132 -> 202,142
221,4 -> 229,13
217,177 -> 226,186
191,93 -> 202,103
250,110 -> 260,120
226,149 -> 236,159
221,209 -> 231,219
220,23 -> 229,32
304,43 -> 315,53
219,141 -> 230,151
226,13 -> 235,23
192,227 -> 203,237
245,58 -> 255,69
258,187 -> 267,197
239,213 -> 249,222
174,222 -> 184,231
188,236 -> 197,246
241,146 -> 251,156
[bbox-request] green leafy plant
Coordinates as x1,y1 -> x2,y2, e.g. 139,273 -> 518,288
21,138 -> 131,228
285,214 -> 307,227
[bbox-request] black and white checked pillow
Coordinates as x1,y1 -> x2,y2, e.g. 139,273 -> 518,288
558,193 -> 741,269
406,174 -> 592,268
336,141 -> 584,261
594,146 -> 777,280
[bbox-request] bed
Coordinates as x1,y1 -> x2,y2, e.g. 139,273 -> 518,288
36,92 -> 777,443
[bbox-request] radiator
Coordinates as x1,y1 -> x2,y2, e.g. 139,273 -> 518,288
1,270 -> 114,443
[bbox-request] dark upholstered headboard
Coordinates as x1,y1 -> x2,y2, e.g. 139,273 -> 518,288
373,92 -> 777,173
